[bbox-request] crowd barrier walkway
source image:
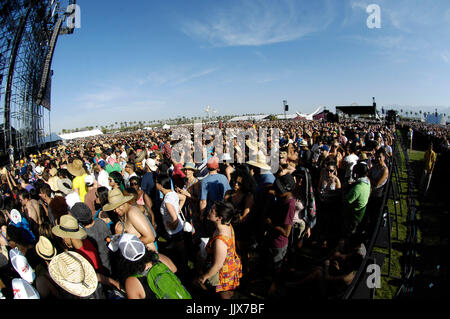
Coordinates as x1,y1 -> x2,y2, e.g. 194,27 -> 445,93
343,132 -> 403,299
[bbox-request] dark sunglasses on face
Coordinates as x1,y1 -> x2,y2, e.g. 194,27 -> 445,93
130,182 -> 139,186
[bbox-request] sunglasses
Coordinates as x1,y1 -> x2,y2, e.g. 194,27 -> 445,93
130,182 -> 139,186
327,169 -> 335,173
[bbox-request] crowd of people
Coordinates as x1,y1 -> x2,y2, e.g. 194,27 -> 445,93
0,118 -> 400,299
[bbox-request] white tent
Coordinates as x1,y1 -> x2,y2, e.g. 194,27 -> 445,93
162,124 -> 171,130
59,129 -> 103,141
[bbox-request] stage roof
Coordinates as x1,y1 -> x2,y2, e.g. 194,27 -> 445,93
335,105 -> 376,115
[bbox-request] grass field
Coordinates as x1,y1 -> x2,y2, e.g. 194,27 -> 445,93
373,144 -> 424,299
374,134 -> 448,299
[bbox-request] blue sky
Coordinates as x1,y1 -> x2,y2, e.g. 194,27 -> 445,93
48,0 -> 450,133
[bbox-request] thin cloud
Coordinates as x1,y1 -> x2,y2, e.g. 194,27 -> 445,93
173,68 -> 218,85
180,0 -> 335,47
138,67 -> 218,87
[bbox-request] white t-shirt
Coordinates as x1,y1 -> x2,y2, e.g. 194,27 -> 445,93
343,154 -> 359,178
160,191 -> 183,236
98,169 -> 111,190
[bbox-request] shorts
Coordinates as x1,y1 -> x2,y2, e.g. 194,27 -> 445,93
268,245 -> 288,269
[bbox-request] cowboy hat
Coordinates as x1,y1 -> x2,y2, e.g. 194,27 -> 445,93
35,236 -> 57,261
102,188 -> 134,212
52,214 -> 87,240
48,251 -> 98,297
67,159 -> 86,177
247,151 -> 271,171
49,167 -> 58,177
134,149 -> 146,163
245,139 -> 261,151
56,178 -> 73,195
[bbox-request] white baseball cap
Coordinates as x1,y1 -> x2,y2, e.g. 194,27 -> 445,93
10,209 -> 22,224
118,233 -> 146,262
65,192 -> 81,209
146,158 -> 158,172
84,175 -> 95,186
12,278 -> 40,299
9,248 -> 35,284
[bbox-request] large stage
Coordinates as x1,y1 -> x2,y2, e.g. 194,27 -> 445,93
0,0 -> 76,160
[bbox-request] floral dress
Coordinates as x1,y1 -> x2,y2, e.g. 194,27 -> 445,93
206,226 -> 243,292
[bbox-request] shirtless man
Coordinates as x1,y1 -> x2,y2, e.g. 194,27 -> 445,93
18,189 -> 42,228
103,189 -> 157,252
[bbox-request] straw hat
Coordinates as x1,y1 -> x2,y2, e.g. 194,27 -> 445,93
247,151 -> 271,170
245,139 -> 262,151
35,236 -> 56,261
67,159 -> 86,177
56,178 -> 73,195
48,251 -> 98,297
49,167 -> 58,177
102,188 -> 134,212
94,146 -> 102,154
134,150 -> 146,163
52,215 -> 87,240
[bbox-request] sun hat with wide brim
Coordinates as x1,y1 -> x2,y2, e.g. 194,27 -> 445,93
94,146 -> 102,154
49,167 -> 58,177
48,251 -> 98,298
56,178 -> 73,195
245,139 -> 262,151
52,214 -> 87,240
67,159 -> 86,177
247,151 -> 271,171
102,188 -> 134,212
134,150 -> 146,163
35,236 -> 57,261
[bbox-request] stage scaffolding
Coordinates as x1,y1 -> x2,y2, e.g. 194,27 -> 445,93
0,0 -> 76,158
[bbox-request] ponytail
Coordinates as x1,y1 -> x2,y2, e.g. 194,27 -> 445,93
214,201 -> 239,225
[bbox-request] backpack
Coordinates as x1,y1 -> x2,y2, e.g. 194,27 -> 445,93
134,261 -> 192,299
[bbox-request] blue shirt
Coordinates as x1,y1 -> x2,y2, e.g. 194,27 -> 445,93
200,173 -> 231,212
141,172 -> 154,197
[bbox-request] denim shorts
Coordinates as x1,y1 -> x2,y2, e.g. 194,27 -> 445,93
268,245 -> 288,269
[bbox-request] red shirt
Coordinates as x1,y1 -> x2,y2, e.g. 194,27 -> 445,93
75,239 -> 102,271
171,163 -> 186,188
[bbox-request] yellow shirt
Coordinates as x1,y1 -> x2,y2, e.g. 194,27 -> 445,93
424,150 -> 437,172
72,174 -> 88,202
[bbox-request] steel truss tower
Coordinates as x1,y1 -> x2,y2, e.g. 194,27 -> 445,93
0,0 -> 76,158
